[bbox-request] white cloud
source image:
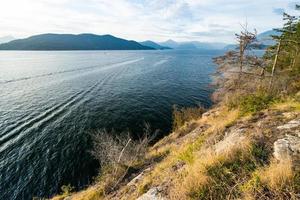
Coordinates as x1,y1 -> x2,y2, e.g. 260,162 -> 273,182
0,0 -> 297,43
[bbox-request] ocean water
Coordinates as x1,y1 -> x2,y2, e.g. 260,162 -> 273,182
0,49 -> 223,199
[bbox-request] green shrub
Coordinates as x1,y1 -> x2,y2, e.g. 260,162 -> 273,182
178,146 -> 195,164
177,136 -> 205,164
228,92 -> 275,115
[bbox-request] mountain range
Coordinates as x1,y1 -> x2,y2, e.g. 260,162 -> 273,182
0,34 -> 154,50
224,29 -> 281,50
158,39 -> 228,50
257,30 -> 281,46
0,30 -> 278,51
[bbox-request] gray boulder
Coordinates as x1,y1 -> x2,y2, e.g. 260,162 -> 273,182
273,134 -> 300,168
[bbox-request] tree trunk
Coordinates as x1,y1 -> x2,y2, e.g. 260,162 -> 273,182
238,41 -> 245,88
260,68 -> 265,77
239,42 -> 244,74
291,49 -> 298,69
269,39 -> 282,87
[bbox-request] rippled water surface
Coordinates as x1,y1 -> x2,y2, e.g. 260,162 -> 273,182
0,50 -> 223,199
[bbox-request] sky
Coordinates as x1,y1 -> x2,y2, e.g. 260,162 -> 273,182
0,0 -> 298,43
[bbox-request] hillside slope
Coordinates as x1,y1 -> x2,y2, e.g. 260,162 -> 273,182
52,96 -> 300,200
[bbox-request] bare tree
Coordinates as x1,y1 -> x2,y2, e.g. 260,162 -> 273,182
235,23 -> 257,75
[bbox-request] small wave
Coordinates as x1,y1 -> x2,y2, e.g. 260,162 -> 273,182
0,62 -> 132,153
153,59 -> 169,66
0,58 -> 144,85
0,79 -> 102,151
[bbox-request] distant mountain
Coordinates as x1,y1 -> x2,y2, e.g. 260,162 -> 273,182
0,36 -> 15,44
188,41 -> 228,50
224,29 -> 281,50
224,44 -> 237,50
159,40 -> 179,49
139,40 -> 171,50
257,30 -> 281,46
0,34 -> 154,50
159,40 -> 228,50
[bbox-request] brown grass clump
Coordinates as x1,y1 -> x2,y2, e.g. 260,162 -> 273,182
260,161 -> 294,190
242,160 -> 300,200
271,97 -> 300,112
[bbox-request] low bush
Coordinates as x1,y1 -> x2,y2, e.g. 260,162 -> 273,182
90,124 -> 157,195
228,92 -> 275,115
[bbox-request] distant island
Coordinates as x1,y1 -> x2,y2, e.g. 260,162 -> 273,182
0,34 -> 154,50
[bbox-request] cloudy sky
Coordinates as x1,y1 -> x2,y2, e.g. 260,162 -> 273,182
0,0 -> 298,43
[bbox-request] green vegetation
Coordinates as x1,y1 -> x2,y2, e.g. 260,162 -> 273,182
177,135 -> 205,164
213,6 -> 300,117
228,92 -> 275,115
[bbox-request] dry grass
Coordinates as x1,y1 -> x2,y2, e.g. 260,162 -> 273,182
169,135 -> 254,200
201,107 -> 240,134
70,186 -> 103,200
260,161 -> 294,190
147,108 -> 241,187
241,159 -> 300,200
271,97 -> 300,112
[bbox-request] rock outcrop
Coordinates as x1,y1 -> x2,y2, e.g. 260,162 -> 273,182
137,187 -> 164,200
274,119 -> 300,169
214,128 -> 246,154
277,119 -> 300,130
273,135 -> 300,162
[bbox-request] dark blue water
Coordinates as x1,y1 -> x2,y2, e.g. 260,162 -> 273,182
0,50 -> 223,199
